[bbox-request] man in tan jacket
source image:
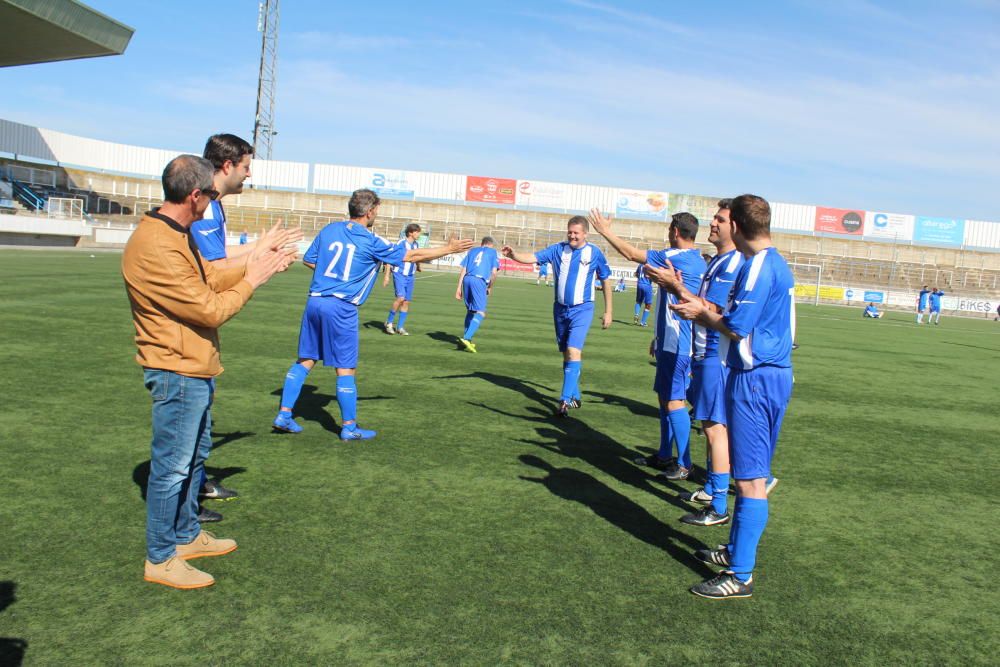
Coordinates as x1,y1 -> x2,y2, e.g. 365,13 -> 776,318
122,154 -> 290,589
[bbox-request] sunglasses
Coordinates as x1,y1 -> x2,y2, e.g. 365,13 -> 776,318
198,187 -> 220,200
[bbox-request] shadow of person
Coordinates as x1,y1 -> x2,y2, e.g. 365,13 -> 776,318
0,581 -> 27,666
425,330 -> 462,347
582,390 -> 659,419
434,371 -> 555,411
131,459 -> 247,502
519,456 -> 713,576
362,320 -> 388,331
269,384 -> 396,434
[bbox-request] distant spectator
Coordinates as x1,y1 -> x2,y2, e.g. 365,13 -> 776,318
995,304 -> 999,321
613,276 -> 627,292
863,302 -> 883,319
928,287 -> 944,325
239,231 -> 248,245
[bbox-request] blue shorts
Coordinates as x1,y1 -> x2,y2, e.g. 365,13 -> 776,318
463,276 -> 489,313
553,302 -> 594,352
726,365 -> 793,480
393,272 -> 414,300
297,296 -> 359,369
653,350 -> 691,401
539,266 -> 548,276
930,306 -> 941,313
635,284 -> 653,306
688,355 -> 727,424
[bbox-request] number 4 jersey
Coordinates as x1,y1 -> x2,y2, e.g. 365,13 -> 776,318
303,220 -> 407,305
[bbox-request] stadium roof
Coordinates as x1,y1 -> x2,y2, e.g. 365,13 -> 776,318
0,0 -> 133,67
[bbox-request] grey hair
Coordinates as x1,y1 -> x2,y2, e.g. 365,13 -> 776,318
348,188 -> 381,218
162,155 -> 214,204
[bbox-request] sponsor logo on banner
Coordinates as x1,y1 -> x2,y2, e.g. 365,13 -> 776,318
515,180 -> 567,209
815,207 -> 864,235
793,285 -> 845,299
956,298 -> 995,313
668,193 -> 724,224
863,291 -> 884,303
369,170 -> 415,199
608,264 -> 639,282
616,189 -> 669,221
913,216 -> 965,245
466,176 -> 516,204
864,211 -> 914,241
499,258 -> 536,273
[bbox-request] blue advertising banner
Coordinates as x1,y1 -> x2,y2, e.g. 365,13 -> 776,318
863,291 -> 884,303
370,170 -> 415,199
913,216 -> 965,245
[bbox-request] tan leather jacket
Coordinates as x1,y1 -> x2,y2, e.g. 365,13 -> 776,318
122,210 -> 253,378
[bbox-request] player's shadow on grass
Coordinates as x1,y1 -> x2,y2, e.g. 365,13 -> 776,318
582,390 -> 659,419
0,581 -> 27,666
519,456 -> 714,576
268,385 -> 393,434
426,331 -> 462,348
132,461 -> 248,502
435,371 -> 556,410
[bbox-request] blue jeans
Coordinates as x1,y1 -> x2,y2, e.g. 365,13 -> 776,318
143,369 -> 214,563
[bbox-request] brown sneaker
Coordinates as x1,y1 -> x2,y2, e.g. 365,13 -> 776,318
175,530 -> 238,561
144,555 -> 214,589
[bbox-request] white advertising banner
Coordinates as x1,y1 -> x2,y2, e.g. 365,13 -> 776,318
864,211 -> 914,241
516,180 -> 567,209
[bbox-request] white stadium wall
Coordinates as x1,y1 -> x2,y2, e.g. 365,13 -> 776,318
1,117 -> 999,251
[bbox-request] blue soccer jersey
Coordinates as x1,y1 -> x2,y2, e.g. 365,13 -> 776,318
635,264 -> 651,288
190,200 -> 227,260
392,239 -> 420,276
694,248 -> 744,360
303,221 -> 407,305
929,290 -> 944,311
720,247 -> 795,370
462,246 -> 500,281
534,242 -> 611,306
918,289 -> 930,310
647,247 -> 707,355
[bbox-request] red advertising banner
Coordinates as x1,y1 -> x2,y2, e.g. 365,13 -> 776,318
815,207 -> 865,235
499,258 -> 536,273
466,175 -> 516,204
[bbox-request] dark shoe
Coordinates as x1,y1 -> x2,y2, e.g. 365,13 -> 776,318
199,479 -> 238,501
633,453 -> 674,470
694,544 -> 731,567
556,402 -> 571,418
197,506 -> 223,523
567,398 -> 581,409
690,571 -> 753,599
680,507 -> 730,526
658,463 -> 690,480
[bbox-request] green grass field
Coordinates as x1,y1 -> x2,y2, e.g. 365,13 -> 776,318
1,248 -> 998,666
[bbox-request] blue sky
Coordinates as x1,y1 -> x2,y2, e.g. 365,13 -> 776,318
3,0 -> 999,220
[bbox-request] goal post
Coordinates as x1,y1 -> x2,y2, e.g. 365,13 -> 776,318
789,262 -> 822,306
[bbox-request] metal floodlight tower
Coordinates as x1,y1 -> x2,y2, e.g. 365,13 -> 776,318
253,0 -> 280,159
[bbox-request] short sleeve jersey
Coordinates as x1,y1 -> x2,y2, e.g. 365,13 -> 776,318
918,289 -> 930,309
303,220 -> 407,305
190,200 -> 227,260
392,239 -> 420,276
720,247 -> 795,370
534,242 -> 611,306
865,305 -> 878,315
462,246 -> 500,281
646,247 -> 707,355
693,248 -> 745,359
635,264 -> 651,288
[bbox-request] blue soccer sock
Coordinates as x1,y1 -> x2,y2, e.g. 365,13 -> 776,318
633,303 -> 641,317
730,496 -> 769,582
668,407 -> 692,470
336,375 -> 358,425
397,312 -> 409,330
561,360 -> 581,402
710,472 -> 730,516
463,311 -> 473,331
279,362 -> 310,411
703,451 -> 714,495
387,309 -> 397,324
640,309 -> 650,326
464,313 -> 484,340
657,404 -> 673,460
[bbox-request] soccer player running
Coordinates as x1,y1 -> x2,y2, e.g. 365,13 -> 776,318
928,287 -> 944,324
455,236 -> 500,353
677,200 -> 745,527
587,209 -> 706,481
633,263 -> 653,326
650,194 -> 794,599
272,189 -> 473,439
916,285 -> 930,324
383,223 -> 422,336
502,216 -> 613,417
189,133 -> 302,518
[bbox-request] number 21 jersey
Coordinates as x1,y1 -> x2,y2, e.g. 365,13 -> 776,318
303,221 -> 407,305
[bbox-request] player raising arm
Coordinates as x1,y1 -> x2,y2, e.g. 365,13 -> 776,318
502,215 -> 612,416
272,189 -> 473,440
455,236 -> 501,353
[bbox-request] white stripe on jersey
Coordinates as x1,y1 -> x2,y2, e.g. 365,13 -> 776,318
572,245 -> 593,305
738,331 -> 754,369
352,265 -> 380,305
745,251 -> 766,291
557,246 -> 573,306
